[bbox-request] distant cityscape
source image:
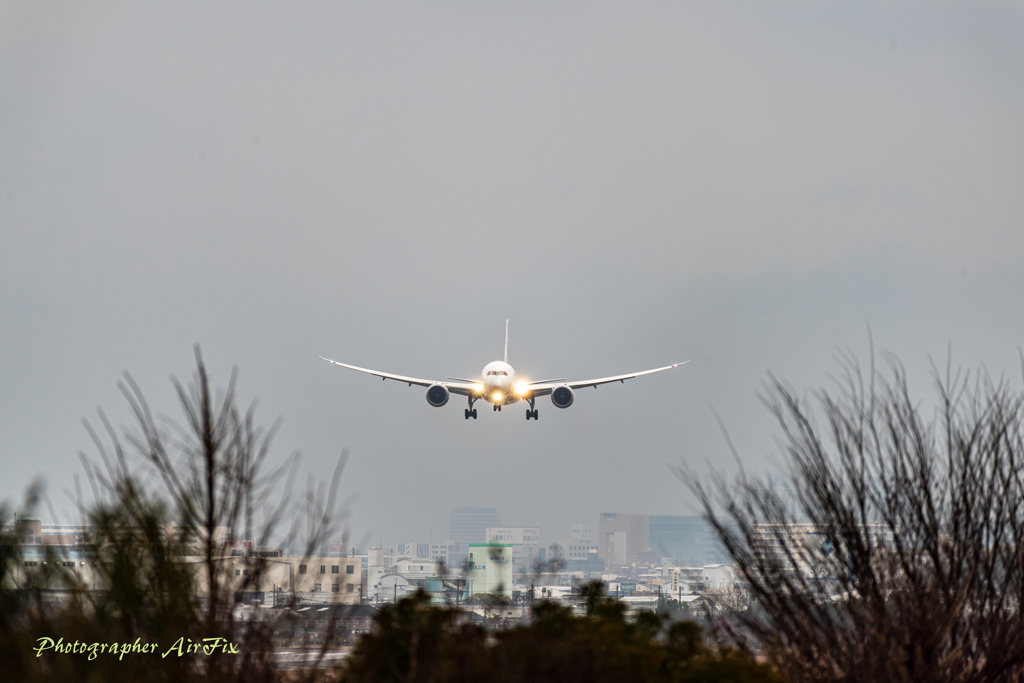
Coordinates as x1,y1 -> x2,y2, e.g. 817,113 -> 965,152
5,507 -> 746,607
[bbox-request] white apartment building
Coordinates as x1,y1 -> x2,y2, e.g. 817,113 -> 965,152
392,558 -> 439,576
396,541 -> 429,558
567,523 -> 598,561
219,555 -> 363,602
367,546 -> 392,568
485,527 -> 540,574
702,564 -> 737,590
752,523 -> 894,578
429,542 -> 452,565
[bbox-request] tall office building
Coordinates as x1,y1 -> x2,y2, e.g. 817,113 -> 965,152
449,507 -> 501,570
598,513 -> 649,566
766,473 -> 805,521
648,516 -> 708,566
704,520 -> 739,565
450,508 -> 502,543
647,516 -> 740,567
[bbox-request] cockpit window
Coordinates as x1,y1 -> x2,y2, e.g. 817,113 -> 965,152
486,370 -> 508,376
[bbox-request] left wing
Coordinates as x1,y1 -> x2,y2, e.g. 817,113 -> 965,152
525,361 -> 688,396
320,357 -> 483,396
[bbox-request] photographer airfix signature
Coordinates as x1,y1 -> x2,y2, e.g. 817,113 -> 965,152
34,636 -> 240,661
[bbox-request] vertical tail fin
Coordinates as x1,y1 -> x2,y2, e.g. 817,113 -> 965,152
504,319 -> 509,364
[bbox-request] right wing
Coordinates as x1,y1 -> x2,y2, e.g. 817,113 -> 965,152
320,357 -> 483,396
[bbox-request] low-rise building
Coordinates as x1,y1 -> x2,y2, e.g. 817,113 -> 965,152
391,558 -> 438,576
702,564 -> 737,590
292,556 -> 363,600
668,566 -> 706,595
465,543 -> 513,598
191,554 -> 364,605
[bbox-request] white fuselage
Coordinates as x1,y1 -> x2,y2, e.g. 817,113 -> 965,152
481,361 -> 519,405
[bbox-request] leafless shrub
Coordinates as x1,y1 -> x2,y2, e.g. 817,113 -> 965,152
679,350 -> 1024,683
62,344 -> 351,681
702,587 -> 751,618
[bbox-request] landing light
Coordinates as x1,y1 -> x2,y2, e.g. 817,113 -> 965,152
493,392 -> 503,402
514,382 -> 528,395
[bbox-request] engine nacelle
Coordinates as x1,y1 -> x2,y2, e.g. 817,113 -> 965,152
425,384 -> 450,407
550,385 -> 575,409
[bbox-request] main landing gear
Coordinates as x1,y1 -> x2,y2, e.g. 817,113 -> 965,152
526,398 -> 538,420
465,398 -> 478,420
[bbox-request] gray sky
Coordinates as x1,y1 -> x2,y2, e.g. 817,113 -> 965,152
2,1 -> 1022,548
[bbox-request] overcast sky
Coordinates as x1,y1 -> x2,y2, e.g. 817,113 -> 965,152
2,1 -> 1022,548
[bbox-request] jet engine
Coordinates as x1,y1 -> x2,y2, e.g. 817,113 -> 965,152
550,385 -> 575,409
425,384 -> 450,407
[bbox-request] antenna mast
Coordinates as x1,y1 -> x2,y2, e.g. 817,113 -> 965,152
504,320 -> 509,364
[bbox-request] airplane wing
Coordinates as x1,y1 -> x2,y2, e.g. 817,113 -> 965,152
320,357 -> 483,396
525,361 -> 688,396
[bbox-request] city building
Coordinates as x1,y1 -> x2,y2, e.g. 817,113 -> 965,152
429,542 -> 453,566
669,566 -> 706,593
598,513 -> 648,566
766,473 -> 805,521
648,515 -> 709,567
396,541 -> 429,558
750,523 -> 819,575
566,552 -> 604,574
702,564 -> 737,590
8,549 -> 102,592
752,523 -> 892,578
367,546 -> 393,568
464,543 -> 513,598
646,515 -> 739,567
198,555 -> 364,605
567,523 -> 599,562
450,507 -> 501,572
450,507 -> 501,544
391,558 -> 439,576
8,517 -> 369,606
485,527 -> 540,574
704,522 -> 737,566
4,518 -> 83,551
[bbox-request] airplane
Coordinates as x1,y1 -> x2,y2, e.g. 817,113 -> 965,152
320,321 -> 687,420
